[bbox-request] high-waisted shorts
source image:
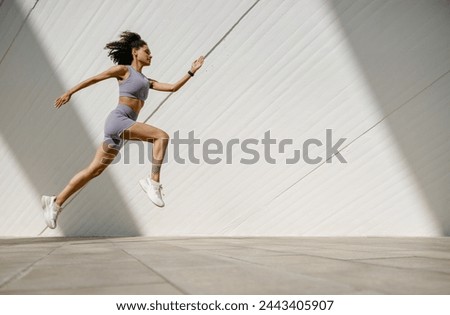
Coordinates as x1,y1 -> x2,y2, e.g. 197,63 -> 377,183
104,104 -> 138,150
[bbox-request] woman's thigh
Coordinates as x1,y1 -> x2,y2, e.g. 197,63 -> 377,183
92,142 -> 120,170
122,122 -> 169,142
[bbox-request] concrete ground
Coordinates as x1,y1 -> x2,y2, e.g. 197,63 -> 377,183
0,237 -> 449,294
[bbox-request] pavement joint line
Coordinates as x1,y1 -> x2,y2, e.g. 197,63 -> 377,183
0,281 -> 171,295
0,241 -> 66,289
119,248 -> 188,295
231,246 -> 450,278
201,250 -> 360,292
108,240 -> 188,294
205,249 -> 450,293
163,242 -> 357,285
347,256 -> 450,276
217,242 -> 406,266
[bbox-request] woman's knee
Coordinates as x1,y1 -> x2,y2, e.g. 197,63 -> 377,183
88,165 -> 107,178
148,129 -> 169,142
156,129 -> 170,140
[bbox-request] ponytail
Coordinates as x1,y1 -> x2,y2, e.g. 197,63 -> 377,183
104,31 -> 147,65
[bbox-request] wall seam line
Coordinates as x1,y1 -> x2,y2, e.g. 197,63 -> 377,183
0,0 -> 40,66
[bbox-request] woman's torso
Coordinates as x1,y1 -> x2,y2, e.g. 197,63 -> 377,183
118,65 -> 149,114
118,96 -> 143,114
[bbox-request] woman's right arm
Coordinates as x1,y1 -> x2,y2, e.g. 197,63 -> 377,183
54,65 -> 127,108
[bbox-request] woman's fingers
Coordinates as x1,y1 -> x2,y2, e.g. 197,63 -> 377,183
197,56 -> 204,65
54,94 -> 70,108
55,97 -> 63,108
54,98 -> 61,108
192,55 -> 205,71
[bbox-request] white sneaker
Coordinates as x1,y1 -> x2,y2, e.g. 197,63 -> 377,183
139,178 -> 165,207
41,195 -> 62,229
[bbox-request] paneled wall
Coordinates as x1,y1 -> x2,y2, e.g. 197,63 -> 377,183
0,0 -> 449,236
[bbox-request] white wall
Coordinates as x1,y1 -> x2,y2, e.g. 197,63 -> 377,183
0,0 -> 449,237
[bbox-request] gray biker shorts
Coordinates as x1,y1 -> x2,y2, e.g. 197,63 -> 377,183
104,104 -> 138,150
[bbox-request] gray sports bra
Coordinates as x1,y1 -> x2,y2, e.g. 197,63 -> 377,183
118,65 -> 150,101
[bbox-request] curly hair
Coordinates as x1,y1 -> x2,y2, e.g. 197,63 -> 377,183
104,31 -> 147,65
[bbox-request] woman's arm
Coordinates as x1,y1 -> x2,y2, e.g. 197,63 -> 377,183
54,65 -> 127,108
151,56 -> 205,92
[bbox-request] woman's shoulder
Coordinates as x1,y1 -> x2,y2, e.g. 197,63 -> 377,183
112,65 -> 129,73
107,65 -> 129,80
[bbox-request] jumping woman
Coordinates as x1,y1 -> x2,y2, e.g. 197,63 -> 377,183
41,31 -> 205,229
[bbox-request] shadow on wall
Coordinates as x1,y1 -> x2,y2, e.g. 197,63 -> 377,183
329,0 -> 450,234
0,0 -> 141,236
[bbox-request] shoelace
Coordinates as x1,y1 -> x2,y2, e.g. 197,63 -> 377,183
152,183 -> 165,197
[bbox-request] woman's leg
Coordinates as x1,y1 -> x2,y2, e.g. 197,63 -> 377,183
122,122 -> 169,182
55,142 -> 119,207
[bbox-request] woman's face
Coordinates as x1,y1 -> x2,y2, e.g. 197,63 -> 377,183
134,45 -> 152,66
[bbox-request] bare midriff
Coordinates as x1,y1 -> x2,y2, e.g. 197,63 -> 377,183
119,96 -> 144,114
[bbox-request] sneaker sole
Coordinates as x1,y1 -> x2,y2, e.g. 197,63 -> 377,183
139,179 -> 164,208
139,179 -> 148,194
40,196 -> 46,210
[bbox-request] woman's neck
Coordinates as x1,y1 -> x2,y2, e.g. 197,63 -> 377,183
131,61 -> 144,73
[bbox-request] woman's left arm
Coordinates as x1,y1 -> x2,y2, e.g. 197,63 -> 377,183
151,56 -> 205,92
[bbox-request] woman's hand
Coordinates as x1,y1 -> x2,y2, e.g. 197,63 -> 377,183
54,92 -> 71,108
191,56 -> 205,74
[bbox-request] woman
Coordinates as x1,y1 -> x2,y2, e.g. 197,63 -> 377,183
41,31 -> 204,229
